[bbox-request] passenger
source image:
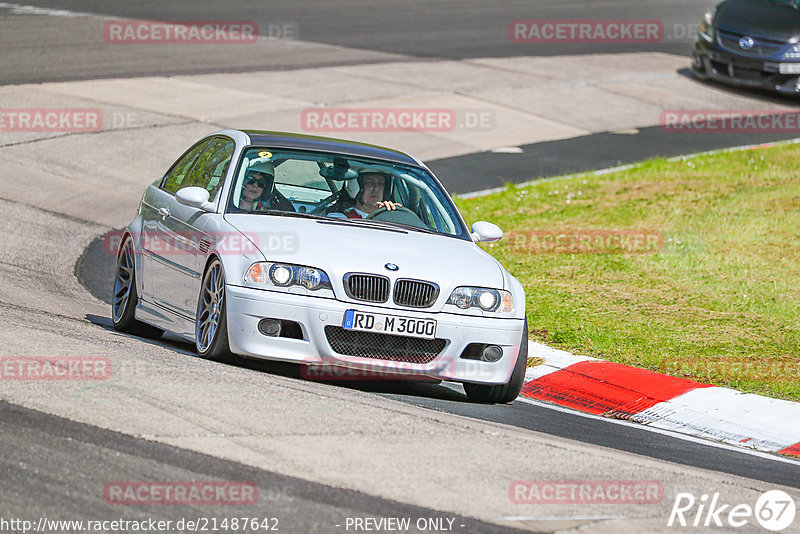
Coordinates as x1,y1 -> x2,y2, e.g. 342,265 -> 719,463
239,161 -> 294,212
336,167 -> 401,219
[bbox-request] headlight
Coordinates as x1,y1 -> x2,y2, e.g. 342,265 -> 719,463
297,267 -> 322,289
699,7 -> 716,42
782,44 -> 800,60
245,262 -> 333,294
270,264 -> 292,286
446,286 -> 514,313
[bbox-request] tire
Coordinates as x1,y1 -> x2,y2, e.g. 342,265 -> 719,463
111,237 -> 164,339
195,257 -> 232,361
464,319 -> 528,404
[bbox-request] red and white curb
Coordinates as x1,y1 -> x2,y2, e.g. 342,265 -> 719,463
521,341 -> 800,459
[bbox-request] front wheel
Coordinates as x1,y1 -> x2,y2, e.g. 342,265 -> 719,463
111,237 -> 163,339
464,319 -> 528,404
195,258 -> 232,361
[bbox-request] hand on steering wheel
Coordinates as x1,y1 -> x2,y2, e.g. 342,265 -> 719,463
377,200 -> 402,211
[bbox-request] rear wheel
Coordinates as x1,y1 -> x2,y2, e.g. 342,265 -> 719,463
195,258 -> 232,361
464,319 -> 528,404
111,237 -> 163,338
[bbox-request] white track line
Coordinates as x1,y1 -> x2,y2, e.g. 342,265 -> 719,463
0,2 -> 104,18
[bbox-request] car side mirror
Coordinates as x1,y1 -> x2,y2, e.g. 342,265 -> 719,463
471,221 -> 503,243
176,186 -> 214,212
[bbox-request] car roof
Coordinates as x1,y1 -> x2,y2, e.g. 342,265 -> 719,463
241,130 -> 421,167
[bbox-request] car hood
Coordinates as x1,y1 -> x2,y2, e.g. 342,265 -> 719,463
716,0 -> 800,42
224,214 -> 506,291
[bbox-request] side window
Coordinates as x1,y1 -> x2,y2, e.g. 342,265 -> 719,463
182,137 -> 235,199
161,140 -> 210,194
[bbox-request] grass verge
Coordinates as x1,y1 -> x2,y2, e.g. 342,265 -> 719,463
455,144 -> 800,401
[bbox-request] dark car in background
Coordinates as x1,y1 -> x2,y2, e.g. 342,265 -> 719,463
693,0 -> 800,94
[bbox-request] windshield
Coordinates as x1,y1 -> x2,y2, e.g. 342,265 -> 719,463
226,147 -> 470,239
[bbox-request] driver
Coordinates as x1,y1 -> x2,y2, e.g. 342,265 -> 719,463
339,167 -> 401,219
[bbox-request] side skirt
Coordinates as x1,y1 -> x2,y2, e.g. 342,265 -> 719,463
136,298 -> 195,342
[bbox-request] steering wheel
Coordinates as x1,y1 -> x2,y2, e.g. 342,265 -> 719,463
310,193 -> 338,215
366,206 -> 428,229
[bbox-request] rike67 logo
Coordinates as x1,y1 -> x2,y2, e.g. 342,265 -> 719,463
668,490 -> 796,531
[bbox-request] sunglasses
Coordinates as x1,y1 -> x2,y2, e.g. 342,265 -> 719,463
244,174 -> 271,188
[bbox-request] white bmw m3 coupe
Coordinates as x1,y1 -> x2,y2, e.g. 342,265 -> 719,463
112,129 -> 527,403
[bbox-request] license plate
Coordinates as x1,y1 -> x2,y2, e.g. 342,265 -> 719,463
343,310 -> 436,339
780,63 -> 800,74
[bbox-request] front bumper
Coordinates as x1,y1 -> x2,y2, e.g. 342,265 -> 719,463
225,284 -> 525,385
693,40 -> 800,94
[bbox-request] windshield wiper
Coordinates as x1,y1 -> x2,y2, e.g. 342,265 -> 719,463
386,222 -> 439,235
316,218 -> 408,234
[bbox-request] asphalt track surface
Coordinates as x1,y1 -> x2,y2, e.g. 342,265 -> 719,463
379,384 -> 800,489
0,400 -> 529,534
6,0 -> 800,197
5,1 -> 800,532
430,109 -> 800,194
1,0 -> 720,84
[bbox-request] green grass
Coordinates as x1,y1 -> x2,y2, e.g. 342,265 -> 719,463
455,144 -> 800,401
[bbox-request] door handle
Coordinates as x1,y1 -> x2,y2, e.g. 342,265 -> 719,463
158,207 -> 170,219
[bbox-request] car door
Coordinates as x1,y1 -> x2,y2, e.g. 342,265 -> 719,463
140,139 -> 210,303
150,137 -> 234,318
